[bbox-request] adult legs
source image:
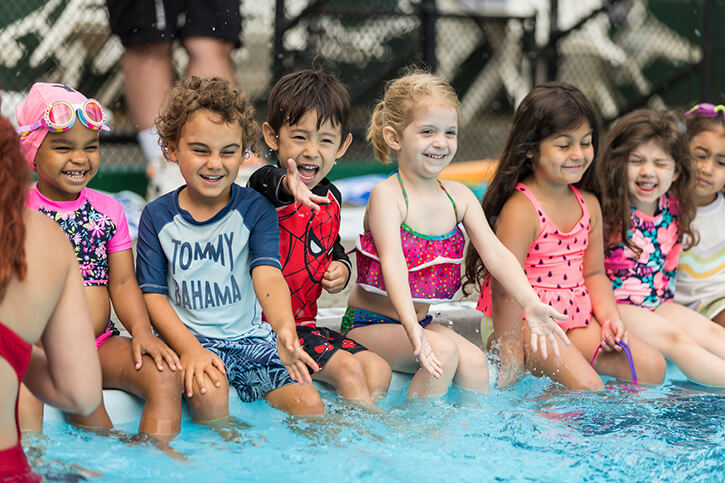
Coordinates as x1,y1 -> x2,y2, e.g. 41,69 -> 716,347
182,37 -> 235,83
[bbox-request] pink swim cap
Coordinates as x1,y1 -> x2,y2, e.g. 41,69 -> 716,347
16,83 -> 93,172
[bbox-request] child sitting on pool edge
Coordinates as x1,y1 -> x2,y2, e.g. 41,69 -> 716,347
136,76 -> 325,426
248,69 -> 392,408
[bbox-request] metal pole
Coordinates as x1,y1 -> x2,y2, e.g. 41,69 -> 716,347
700,0 -> 715,99
420,0 -> 437,72
273,0 -> 286,86
547,0 -> 559,81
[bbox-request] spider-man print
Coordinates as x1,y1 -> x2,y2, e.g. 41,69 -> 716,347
277,190 -> 341,325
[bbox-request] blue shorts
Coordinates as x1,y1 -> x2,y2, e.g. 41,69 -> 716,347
340,307 -> 433,335
195,333 -> 294,402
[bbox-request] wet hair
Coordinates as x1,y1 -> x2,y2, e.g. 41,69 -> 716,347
367,69 -> 460,164
463,82 -> 600,293
684,106 -> 725,142
0,115 -> 30,301
155,76 -> 258,159
266,68 -> 351,141
596,109 -> 697,253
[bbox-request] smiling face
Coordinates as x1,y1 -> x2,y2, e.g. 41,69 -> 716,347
533,121 -> 594,188
626,138 -> 677,215
167,109 -> 244,209
387,97 -> 458,179
34,121 -> 100,201
690,127 -> 725,206
263,110 -> 352,188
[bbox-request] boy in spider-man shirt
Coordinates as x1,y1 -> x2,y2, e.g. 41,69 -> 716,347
249,69 -> 391,407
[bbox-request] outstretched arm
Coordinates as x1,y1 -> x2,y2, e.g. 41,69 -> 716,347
251,265 -> 319,383
366,182 -> 443,377
248,161 -> 330,211
455,184 -> 570,359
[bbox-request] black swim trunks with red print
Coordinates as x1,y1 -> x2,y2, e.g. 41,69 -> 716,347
297,326 -> 366,367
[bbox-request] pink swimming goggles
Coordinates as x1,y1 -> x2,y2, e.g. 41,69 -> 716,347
685,103 -> 725,120
15,99 -> 109,136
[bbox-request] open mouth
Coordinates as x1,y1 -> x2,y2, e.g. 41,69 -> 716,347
61,169 -> 88,180
635,180 -> 657,194
297,164 -> 319,183
200,174 -> 224,183
424,153 -> 446,160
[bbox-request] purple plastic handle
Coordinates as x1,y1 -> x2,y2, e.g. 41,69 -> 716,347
590,340 -> 638,386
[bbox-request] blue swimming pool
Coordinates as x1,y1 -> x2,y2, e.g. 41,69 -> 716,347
28,364 -> 725,481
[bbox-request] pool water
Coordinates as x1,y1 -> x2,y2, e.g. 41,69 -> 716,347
29,364 -> 725,482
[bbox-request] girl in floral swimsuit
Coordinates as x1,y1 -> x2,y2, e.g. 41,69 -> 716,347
15,83 -> 183,440
343,72 -> 569,399
597,109 -> 725,387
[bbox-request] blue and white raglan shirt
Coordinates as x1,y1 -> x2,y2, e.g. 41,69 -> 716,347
136,184 -> 282,340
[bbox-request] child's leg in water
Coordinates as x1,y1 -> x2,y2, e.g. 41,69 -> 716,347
619,304 -> 725,387
312,349 -> 391,407
348,324 -> 460,398
426,324 -> 490,393
523,321 -> 604,391
655,302 -> 725,359
565,317 -> 666,385
263,382 -> 325,417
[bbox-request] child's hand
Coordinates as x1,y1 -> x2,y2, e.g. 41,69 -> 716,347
409,324 -> 443,378
283,159 -> 331,212
322,261 -> 349,294
276,326 -> 320,384
131,329 -> 181,372
599,319 -> 628,352
179,346 -> 226,398
523,303 -> 571,359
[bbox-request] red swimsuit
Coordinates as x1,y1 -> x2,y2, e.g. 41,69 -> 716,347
0,321 -> 40,482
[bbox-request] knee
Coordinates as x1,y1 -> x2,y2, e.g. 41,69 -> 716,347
663,328 -> 693,349
574,375 -> 605,391
289,386 -> 325,417
183,38 -> 234,61
187,383 -> 229,423
142,366 -> 184,402
430,337 -> 459,373
366,356 -> 393,393
332,353 -> 369,388
458,348 -> 489,377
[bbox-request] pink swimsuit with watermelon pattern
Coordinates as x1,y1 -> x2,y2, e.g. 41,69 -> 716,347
355,173 -> 465,303
477,183 -> 592,331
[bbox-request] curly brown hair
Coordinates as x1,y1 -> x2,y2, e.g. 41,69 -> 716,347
463,82 -> 601,294
155,76 -> 259,159
0,115 -> 30,301
596,109 -> 698,253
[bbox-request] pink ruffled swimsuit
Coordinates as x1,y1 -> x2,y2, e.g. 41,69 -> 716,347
355,173 -> 465,303
477,183 -> 592,331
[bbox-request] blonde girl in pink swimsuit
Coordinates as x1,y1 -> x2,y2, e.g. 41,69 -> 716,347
465,83 -> 666,389
344,71 -> 569,399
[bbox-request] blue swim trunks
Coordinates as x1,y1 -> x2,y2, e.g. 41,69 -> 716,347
340,307 -> 433,335
195,333 -> 295,402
